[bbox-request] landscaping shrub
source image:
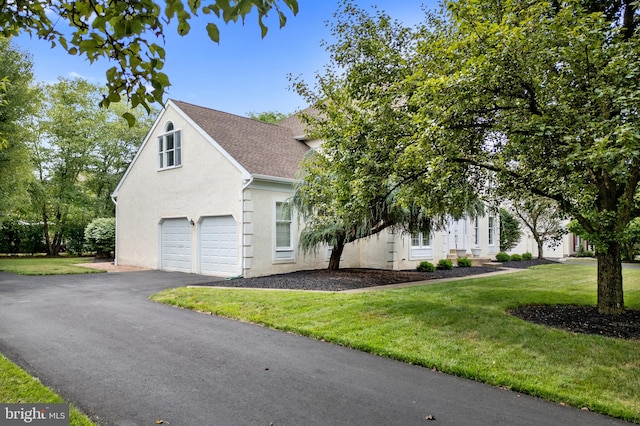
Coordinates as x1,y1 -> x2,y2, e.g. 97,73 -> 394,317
84,218 -> 116,257
575,245 -> 595,258
416,261 -> 435,272
457,257 -> 472,267
436,259 -> 454,270
510,253 -> 523,261
0,219 -> 46,254
495,252 -> 511,262
522,252 -> 533,260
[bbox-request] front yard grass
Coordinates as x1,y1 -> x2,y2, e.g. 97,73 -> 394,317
0,257 -> 104,275
0,354 -> 95,425
152,263 -> 640,423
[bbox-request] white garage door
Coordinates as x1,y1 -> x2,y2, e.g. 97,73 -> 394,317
200,216 -> 238,276
160,218 -> 192,273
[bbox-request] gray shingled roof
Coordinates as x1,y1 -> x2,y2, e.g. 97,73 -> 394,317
172,100 -> 309,180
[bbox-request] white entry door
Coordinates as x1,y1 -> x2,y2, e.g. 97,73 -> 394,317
160,218 -> 192,273
447,218 -> 468,251
199,216 -> 238,276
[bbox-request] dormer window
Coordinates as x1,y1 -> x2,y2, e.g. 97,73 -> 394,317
158,122 -> 182,169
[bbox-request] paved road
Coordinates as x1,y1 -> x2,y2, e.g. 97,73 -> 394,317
0,271 -> 630,425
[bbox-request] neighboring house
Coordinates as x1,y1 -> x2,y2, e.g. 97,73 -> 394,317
113,100 -> 499,277
510,227 -> 592,259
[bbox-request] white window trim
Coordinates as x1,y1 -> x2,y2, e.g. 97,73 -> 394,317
158,122 -> 182,170
409,232 -> 433,260
273,201 -> 295,263
488,215 -> 496,253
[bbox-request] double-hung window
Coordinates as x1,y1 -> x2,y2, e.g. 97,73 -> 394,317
410,232 -> 432,259
275,202 -> 294,261
488,215 -> 495,246
158,122 -> 182,169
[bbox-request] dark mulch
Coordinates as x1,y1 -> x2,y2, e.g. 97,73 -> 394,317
509,305 -> 640,340
205,266 -> 501,292
497,258 -> 559,269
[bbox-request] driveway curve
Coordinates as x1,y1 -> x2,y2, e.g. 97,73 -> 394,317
0,271 -> 630,425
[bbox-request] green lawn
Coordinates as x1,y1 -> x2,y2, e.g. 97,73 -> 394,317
152,263 -> 640,423
0,354 -> 95,425
0,257 -> 105,275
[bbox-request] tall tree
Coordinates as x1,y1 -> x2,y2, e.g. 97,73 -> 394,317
290,3 -> 484,270
0,1 -> 298,114
27,78 -> 152,255
410,0 -> 640,314
86,102 -> 156,217
0,37 -> 37,217
511,197 -> 566,260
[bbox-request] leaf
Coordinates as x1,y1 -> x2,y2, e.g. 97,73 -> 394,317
122,112 -> 136,128
206,23 -> 220,43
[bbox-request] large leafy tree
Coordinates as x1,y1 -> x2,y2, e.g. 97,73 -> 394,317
0,1 -> 298,115
410,0 -> 640,314
290,3 -> 484,270
0,37 -> 37,216
26,78 -> 152,255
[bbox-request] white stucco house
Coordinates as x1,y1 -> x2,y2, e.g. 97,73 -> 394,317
112,100 -> 499,277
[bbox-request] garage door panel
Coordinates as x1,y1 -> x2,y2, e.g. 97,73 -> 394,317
161,218 -> 191,273
200,216 -> 237,276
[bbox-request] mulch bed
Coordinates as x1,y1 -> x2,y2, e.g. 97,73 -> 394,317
204,265 -> 501,292
509,305 -> 640,340
201,258 -> 639,341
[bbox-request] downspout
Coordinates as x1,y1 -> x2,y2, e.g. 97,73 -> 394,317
111,194 -> 118,265
239,176 -> 254,277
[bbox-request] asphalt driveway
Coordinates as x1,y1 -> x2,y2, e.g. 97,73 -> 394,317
0,271 -> 630,425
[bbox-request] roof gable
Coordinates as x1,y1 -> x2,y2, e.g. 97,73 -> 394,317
172,100 -> 310,180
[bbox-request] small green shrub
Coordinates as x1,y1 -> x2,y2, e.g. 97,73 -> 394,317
416,261 -> 435,272
495,252 -> 511,262
457,257 -> 472,267
522,252 -> 533,260
436,259 -> 454,270
510,253 -> 523,261
575,245 -> 595,258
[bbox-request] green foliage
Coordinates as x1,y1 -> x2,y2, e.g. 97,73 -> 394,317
522,252 -> 533,261
84,218 -> 116,257
25,78 -> 152,255
416,261 -> 435,272
499,208 -> 521,252
0,38 -> 37,216
509,196 -> 566,259
436,259 -> 453,270
0,219 -> 46,254
409,0 -> 640,313
247,110 -> 288,124
575,246 -> 595,258
457,257 -> 472,267
510,254 -> 522,262
0,1 -> 298,115
495,252 -> 511,262
290,3 -> 484,269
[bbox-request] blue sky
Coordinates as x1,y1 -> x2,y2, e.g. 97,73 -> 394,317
14,1 -> 437,117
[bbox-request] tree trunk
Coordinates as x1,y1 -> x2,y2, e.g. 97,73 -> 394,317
597,242 -> 625,315
529,231 -> 544,260
328,235 -> 346,271
536,239 -> 544,260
